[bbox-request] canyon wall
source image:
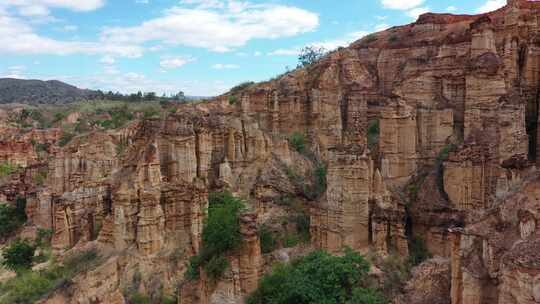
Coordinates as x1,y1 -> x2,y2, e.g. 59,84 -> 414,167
4,1 -> 540,303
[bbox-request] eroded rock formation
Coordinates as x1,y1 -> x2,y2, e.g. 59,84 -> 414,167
4,1 -> 540,303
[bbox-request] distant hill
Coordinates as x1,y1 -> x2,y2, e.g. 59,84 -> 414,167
0,78 -> 100,105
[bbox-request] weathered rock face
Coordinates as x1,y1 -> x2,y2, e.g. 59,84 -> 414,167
395,257 -> 452,304
11,1 -> 540,304
450,173 -> 540,304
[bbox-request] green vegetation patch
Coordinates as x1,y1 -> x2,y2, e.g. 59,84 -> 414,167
0,248 -> 102,304
407,236 -> 432,267
2,238 -> 35,272
0,197 -> 27,239
186,191 -> 245,282
247,248 -> 386,304
288,132 -> 306,154
228,95 -> 238,105
435,143 -> 457,201
258,225 -> 277,254
0,162 -> 20,178
367,120 -> 380,150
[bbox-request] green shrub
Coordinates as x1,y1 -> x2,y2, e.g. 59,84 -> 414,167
364,34 -> 378,43
347,288 -> 387,304
186,191 -> 244,281
0,162 -> 19,178
230,82 -> 254,94
367,120 -> 380,150
143,108 -> 160,118
2,239 -> 35,271
34,143 -> 50,153
303,163 -> 327,200
435,144 -> 457,201
0,198 -> 27,238
294,213 -> 311,243
228,95 -> 238,105
283,233 -> 301,248
128,292 -> 176,304
247,249 -> 379,304
62,249 -> 101,277
298,46 -> 327,67
33,171 -> 47,186
259,225 -> 277,254
36,228 -> 53,248
0,270 -> 58,304
288,132 -> 306,153
407,236 -> 432,267
204,255 -> 229,282
388,34 -> 399,43
129,293 -> 152,304
91,222 -> 102,241
52,112 -> 66,123
380,254 -> 410,297
58,131 -> 75,147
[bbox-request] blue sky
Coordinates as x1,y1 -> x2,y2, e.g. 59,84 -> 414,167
0,0 -> 506,96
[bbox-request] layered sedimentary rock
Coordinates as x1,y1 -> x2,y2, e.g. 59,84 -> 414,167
450,173 -> 540,304
12,1 -> 540,303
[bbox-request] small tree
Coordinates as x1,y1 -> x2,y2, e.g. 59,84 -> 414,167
2,239 -> 35,272
298,46 -> 327,67
288,132 -> 306,153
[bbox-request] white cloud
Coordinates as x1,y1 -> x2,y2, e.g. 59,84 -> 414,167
2,0 -> 105,12
375,23 -> 390,31
267,48 -> 300,56
99,55 -> 115,65
476,0 -> 505,13
101,1 -> 319,52
212,63 -> 239,69
446,6 -> 457,12
54,72 -> 231,96
18,5 -> 50,17
135,0 -> 149,3
160,56 -> 195,69
268,31 -> 369,56
180,0 -> 225,9
61,24 -> 78,31
0,10 -> 142,57
407,7 -> 429,19
381,0 -> 425,10
2,65 -> 27,78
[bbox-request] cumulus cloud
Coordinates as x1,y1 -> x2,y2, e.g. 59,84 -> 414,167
2,0 -> 105,12
268,31 -> 369,56
99,55 -> 116,65
381,0 -> 425,10
476,0 -> 506,13
375,23 -> 390,31
2,65 -> 27,78
0,10 -> 142,57
407,7 -> 429,19
53,71 -> 232,96
212,63 -> 239,69
101,1 -> 319,52
160,56 -> 195,69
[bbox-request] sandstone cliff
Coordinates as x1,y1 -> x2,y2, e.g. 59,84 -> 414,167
1,1 -> 540,303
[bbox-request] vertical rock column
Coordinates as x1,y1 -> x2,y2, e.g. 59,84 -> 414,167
312,148 -> 372,253
238,213 -> 262,296
379,101 -> 418,186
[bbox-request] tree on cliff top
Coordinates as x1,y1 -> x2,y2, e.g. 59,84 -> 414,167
298,46 -> 327,68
